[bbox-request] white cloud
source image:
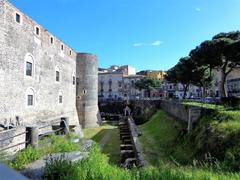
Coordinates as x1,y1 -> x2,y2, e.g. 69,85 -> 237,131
133,40 -> 163,47
150,40 -> 162,46
195,8 -> 201,12
133,43 -> 143,47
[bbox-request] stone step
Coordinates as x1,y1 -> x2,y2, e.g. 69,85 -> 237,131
121,158 -> 137,168
121,139 -> 132,143
121,150 -> 134,154
121,136 -> 131,141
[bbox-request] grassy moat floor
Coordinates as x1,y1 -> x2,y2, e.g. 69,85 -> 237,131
83,122 -> 120,165
139,110 -> 194,166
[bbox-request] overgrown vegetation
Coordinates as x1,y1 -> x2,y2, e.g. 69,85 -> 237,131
139,110 -> 193,165
139,109 -> 240,172
44,144 -> 240,180
8,134 -> 80,170
133,107 -> 157,125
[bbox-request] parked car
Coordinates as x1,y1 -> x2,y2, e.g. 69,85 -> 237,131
203,96 -> 221,104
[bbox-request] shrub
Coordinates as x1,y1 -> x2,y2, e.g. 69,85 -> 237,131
8,134 -> 80,170
44,154 -> 76,180
9,146 -> 41,170
134,107 -> 157,125
221,97 -> 240,109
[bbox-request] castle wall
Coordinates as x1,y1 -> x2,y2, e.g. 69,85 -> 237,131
0,1 -> 79,127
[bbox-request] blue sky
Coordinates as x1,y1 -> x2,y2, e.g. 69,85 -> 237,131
10,0 -> 240,71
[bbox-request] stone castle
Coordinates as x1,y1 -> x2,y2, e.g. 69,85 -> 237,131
0,0 -> 100,131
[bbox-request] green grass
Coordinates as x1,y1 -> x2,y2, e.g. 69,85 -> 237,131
139,110 -> 194,165
102,128 -> 120,164
44,144 -> 240,180
8,134 -> 81,170
83,122 -> 120,165
83,122 -> 117,143
183,101 -> 225,110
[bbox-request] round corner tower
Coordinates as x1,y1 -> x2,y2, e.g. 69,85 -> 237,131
76,53 -> 101,128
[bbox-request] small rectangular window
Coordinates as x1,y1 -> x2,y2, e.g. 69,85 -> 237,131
61,44 -> 64,51
59,95 -> 63,103
26,62 -> 32,76
50,37 -> 54,44
70,50 -> 72,55
16,13 -> 21,23
28,95 -> 33,106
35,27 -> 40,36
56,71 -> 60,82
73,76 -> 75,85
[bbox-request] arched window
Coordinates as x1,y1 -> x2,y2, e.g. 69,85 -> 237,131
24,54 -> 34,77
55,66 -> 60,82
58,91 -> 63,104
26,88 -> 35,107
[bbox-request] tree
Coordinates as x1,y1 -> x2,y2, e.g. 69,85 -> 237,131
135,77 -> 160,97
166,57 -> 199,99
190,31 -> 240,97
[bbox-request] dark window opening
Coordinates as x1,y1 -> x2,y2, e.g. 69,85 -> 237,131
70,50 -> 72,55
56,71 -> 60,82
118,81 -> 122,88
16,13 -> 21,23
50,37 -> 54,44
36,27 -> 40,36
27,95 -> 33,106
59,95 -> 63,103
26,62 -> 32,76
61,44 -> 64,51
73,76 -> 75,85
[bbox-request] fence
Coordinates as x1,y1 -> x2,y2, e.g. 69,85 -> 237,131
0,117 -> 69,155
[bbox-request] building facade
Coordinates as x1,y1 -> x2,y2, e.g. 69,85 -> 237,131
0,0 -> 100,129
98,66 -> 143,102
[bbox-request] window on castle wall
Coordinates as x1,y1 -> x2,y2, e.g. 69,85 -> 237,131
73,76 -> 75,85
35,27 -> 40,36
59,95 -> 63,104
56,71 -> 60,82
26,62 -> 33,76
50,37 -> 54,44
118,81 -> 122,88
27,95 -> 33,106
26,88 -> 35,107
16,13 -> 21,23
61,44 -> 64,51
70,50 -> 72,55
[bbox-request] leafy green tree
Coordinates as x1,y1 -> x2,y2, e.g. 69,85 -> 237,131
135,77 -> 161,97
166,57 -> 198,99
190,31 -> 240,97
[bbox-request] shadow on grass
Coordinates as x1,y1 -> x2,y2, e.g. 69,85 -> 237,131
91,125 -> 120,165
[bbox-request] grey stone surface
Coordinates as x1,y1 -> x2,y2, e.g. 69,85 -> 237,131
0,163 -> 28,180
0,1 -> 99,135
76,53 -> 101,128
128,117 -> 146,167
0,126 -> 25,154
160,100 -> 203,123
